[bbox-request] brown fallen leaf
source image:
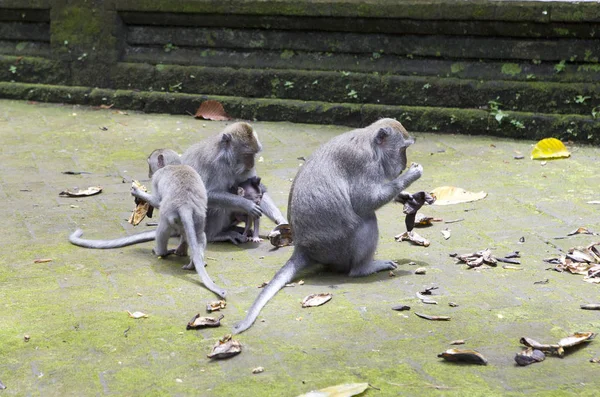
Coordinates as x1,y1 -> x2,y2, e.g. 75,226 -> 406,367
301,293 -> 332,308
438,349 -> 487,365
268,223 -> 293,248
195,100 -> 232,121
515,348 -> 545,366
186,314 -> 224,330
567,227 -> 597,236
415,312 -> 450,321
33,258 -> 52,264
59,186 -> 102,197
450,340 -> 465,345
207,334 -> 242,359
296,383 -> 369,397
206,300 -> 227,312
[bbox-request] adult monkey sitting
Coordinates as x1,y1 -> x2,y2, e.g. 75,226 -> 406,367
234,118 -> 423,334
181,122 -> 287,245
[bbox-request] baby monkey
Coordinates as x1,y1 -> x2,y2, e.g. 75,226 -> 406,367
230,177 -> 264,243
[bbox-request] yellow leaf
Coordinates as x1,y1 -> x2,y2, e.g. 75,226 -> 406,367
297,383 -> 369,397
531,138 -> 570,160
430,186 -> 487,205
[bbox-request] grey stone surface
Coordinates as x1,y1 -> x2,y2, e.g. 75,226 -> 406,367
1,99 -> 599,396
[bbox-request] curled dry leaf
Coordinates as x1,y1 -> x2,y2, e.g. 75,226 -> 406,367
296,382 -> 369,397
441,229 -> 451,240
515,348 -> 545,366
454,248 -> 497,268
395,230 -> 430,247
438,349 -> 487,365
391,304 -> 411,311
581,304 -> 600,310
186,314 -> 224,330
59,186 -> 102,197
590,357 -> 600,363
269,223 -> 293,248
128,180 -> 152,226
127,311 -> 148,319
207,334 -> 242,359
414,267 -> 427,275
430,186 -> 487,206
558,332 -> 596,348
33,258 -> 52,264
301,293 -> 332,308
194,100 -> 232,121
414,213 -> 443,227
206,300 -> 227,312
450,340 -> 465,345
0,379 -> 5,390
252,367 -> 265,374
415,312 -> 450,321
530,137 -> 570,160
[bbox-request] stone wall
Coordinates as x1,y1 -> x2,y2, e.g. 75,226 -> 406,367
1,0 -> 599,142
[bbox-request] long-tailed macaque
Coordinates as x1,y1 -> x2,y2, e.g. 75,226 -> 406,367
181,122 -> 287,245
233,118 -> 423,333
230,176 -> 264,243
69,149 -> 227,299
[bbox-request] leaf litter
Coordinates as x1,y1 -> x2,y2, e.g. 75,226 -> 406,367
296,382 -> 370,397
59,186 -> 102,197
207,334 -> 242,359
301,293 -> 332,308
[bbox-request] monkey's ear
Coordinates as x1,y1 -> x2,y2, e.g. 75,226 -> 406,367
157,154 -> 165,169
237,187 -> 245,196
374,127 -> 392,145
221,133 -> 232,144
255,176 -> 262,186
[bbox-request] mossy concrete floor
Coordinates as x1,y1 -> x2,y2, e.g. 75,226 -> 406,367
1,99 -> 600,396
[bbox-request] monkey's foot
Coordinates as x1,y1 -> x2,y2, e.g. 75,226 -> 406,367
181,261 -> 195,270
250,237 -> 263,243
153,248 -> 175,257
349,260 -> 397,277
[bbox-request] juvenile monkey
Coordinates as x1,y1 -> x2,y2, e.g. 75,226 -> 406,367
69,150 -> 226,299
181,122 -> 287,245
233,118 -> 423,333
230,176 -> 265,243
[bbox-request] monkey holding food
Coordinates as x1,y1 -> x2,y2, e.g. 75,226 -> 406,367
233,118 -> 422,333
69,149 -> 227,299
229,176 -> 265,243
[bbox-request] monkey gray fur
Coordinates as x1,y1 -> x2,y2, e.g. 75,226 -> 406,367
233,118 -> 423,333
69,149 -> 226,299
181,122 -> 287,245
230,176 -> 265,243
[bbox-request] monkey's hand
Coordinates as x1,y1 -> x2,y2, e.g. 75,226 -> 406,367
243,201 -> 263,218
403,162 -> 423,184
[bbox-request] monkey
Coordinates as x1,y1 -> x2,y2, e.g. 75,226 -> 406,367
69,149 -> 227,299
233,118 -> 423,334
181,122 -> 287,245
229,176 -> 265,243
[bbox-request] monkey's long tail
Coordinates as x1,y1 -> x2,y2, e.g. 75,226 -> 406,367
180,212 -> 227,299
233,249 -> 310,334
69,229 -> 157,249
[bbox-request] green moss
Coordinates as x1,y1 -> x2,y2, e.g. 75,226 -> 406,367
280,50 -> 295,60
501,63 -> 522,77
450,63 -> 466,74
577,64 -> 600,72
553,28 -> 571,36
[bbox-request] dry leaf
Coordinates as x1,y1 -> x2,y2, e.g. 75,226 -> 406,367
301,293 -> 332,308
296,382 -> 369,397
567,227 -> 596,236
127,311 -> 148,319
415,312 -> 450,321
252,367 -> 264,374
34,258 -> 52,263
207,334 -> 242,359
438,349 -> 487,365
195,100 -> 232,121
206,300 -> 227,312
441,229 -> 451,240
59,186 -> 102,197
581,304 -> 600,310
186,314 -> 224,329
430,186 -> 487,205
395,230 -> 430,246
268,223 -> 293,248
515,348 -> 545,366
531,138 -> 570,160
128,180 -> 152,226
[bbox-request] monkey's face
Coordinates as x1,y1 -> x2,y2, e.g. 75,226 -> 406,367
374,126 -> 415,179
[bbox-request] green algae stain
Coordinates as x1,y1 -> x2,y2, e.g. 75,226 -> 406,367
501,64 -> 522,77
451,63 -> 466,74
553,28 -> 571,36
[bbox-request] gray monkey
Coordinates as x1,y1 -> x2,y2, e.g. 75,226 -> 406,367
181,122 -> 287,245
230,176 -> 264,243
69,149 -> 226,299
233,118 -> 423,333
